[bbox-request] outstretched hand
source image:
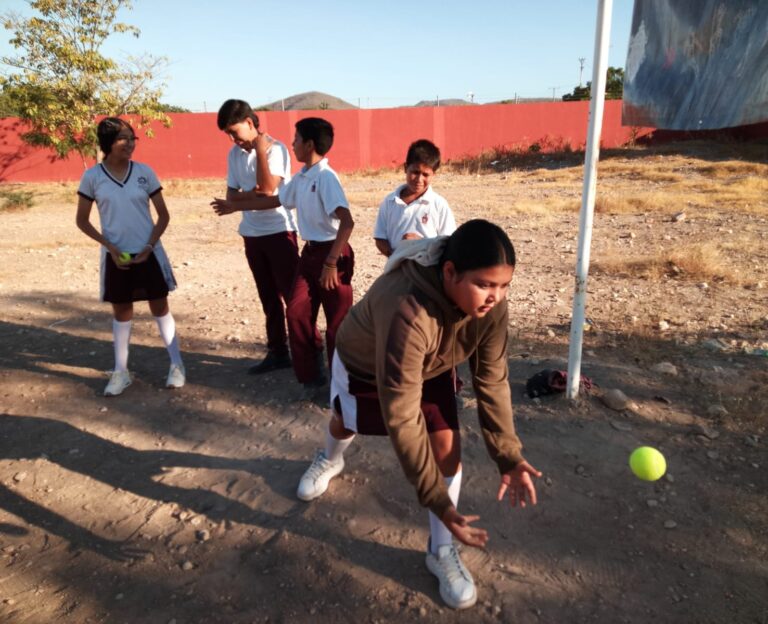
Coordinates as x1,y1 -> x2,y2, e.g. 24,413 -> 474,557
497,460 -> 542,508
441,506 -> 488,548
211,197 -> 235,216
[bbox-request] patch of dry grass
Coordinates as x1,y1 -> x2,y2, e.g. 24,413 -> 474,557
163,178 -> 223,198
595,191 -> 684,215
593,242 -> 736,283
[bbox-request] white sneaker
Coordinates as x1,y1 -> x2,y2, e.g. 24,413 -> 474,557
166,363 -> 186,389
426,541 -> 477,609
104,370 -> 132,397
296,450 -> 344,501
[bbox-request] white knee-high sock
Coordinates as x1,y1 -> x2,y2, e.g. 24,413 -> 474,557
325,423 -> 354,463
154,312 -> 183,366
429,467 -> 463,554
112,319 -> 132,372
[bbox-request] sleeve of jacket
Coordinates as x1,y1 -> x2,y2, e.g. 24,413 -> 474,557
375,298 -> 454,518
470,302 -> 524,474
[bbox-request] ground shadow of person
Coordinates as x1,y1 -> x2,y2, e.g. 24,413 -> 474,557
0,413 -> 431,598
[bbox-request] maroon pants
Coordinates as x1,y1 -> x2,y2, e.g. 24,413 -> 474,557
287,241 -> 354,383
243,232 -> 299,355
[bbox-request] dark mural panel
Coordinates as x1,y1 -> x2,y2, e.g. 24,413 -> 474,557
623,0 -> 768,130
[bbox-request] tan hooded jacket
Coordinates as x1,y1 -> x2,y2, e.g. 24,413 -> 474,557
335,246 -> 524,518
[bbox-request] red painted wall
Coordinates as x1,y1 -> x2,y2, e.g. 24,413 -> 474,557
0,101 -> 644,183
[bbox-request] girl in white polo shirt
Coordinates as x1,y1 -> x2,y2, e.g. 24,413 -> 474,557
76,117 -> 184,396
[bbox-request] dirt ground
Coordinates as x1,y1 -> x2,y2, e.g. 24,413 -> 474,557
0,141 -> 767,623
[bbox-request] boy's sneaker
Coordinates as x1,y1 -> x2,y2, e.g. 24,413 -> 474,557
104,370 -> 132,397
296,450 -> 344,501
248,351 -> 292,375
425,540 -> 477,610
166,363 -> 186,389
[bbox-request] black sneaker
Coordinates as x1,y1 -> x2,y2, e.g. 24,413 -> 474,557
248,352 -> 292,375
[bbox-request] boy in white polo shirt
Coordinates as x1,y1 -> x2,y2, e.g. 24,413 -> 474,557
212,117 -> 354,396
216,99 -> 301,374
374,139 -> 456,257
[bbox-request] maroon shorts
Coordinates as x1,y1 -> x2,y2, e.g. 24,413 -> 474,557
103,252 -> 170,304
331,352 -> 458,435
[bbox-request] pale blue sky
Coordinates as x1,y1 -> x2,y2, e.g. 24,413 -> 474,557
1,0 -> 635,111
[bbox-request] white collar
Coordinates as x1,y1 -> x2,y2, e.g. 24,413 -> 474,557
394,184 -> 435,206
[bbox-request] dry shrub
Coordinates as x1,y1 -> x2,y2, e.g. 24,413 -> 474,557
1,190 -> 35,211
163,178 -> 223,198
594,242 -> 734,283
446,143 -> 583,174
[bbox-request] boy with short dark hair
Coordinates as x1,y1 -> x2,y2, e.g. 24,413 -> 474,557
373,139 -> 456,257
215,99 -> 299,374
212,117 -> 354,395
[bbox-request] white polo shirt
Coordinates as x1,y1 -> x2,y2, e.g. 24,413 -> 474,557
373,185 -> 456,250
226,140 -> 296,237
78,161 -> 163,253
278,158 -> 349,242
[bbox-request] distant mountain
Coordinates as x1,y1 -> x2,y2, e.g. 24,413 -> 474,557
257,91 -> 358,111
413,99 -> 474,107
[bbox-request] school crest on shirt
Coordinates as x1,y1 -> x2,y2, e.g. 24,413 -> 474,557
137,175 -> 149,189
421,213 -> 429,224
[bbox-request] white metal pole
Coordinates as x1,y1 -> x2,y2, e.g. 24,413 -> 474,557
566,0 -> 613,399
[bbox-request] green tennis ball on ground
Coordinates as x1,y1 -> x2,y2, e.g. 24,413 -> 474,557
629,446 -> 667,481
118,252 -> 132,264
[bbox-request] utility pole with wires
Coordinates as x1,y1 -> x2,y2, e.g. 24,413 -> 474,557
579,57 -> 587,86
467,91 -> 474,103
550,86 -> 557,101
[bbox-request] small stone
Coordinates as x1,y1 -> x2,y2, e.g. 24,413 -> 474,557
696,424 -> 720,439
663,520 -> 677,529
707,405 -> 728,418
4,598 -> 16,605
706,450 -> 719,460
602,388 -> 630,411
99,406 -> 108,413
115,593 -> 124,600
196,530 -> 210,542
546,329 -> 555,338
744,435 -> 759,447
651,362 -> 678,376
419,607 -> 427,617
181,560 -> 194,571
658,320 -> 670,331
673,212 -> 686,222
13,472 -> 27,482
701,338 -> 728,352
646,499 -> 659,508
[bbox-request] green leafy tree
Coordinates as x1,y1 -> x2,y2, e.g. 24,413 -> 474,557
0,85 -> 21,117
1,0 -> 170,165
562,66 -> 624,101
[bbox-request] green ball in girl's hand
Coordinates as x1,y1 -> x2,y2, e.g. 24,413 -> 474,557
118,252 -> 132,264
